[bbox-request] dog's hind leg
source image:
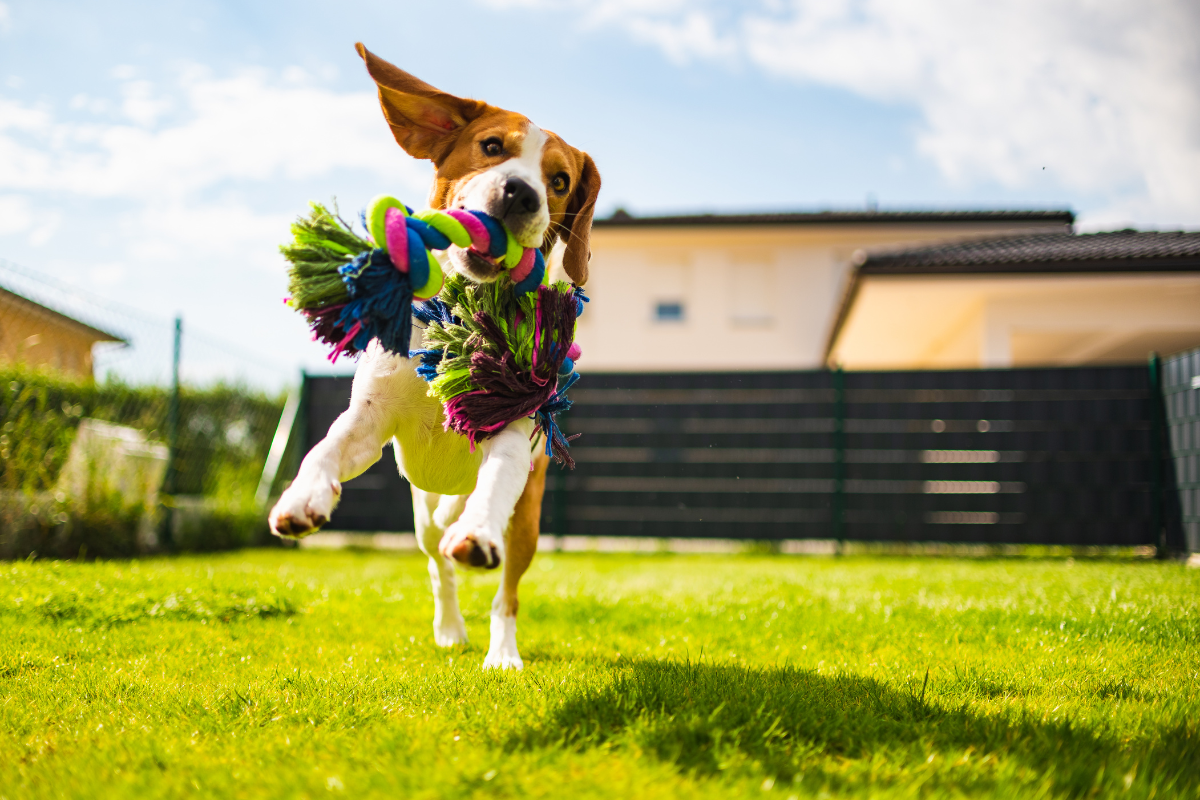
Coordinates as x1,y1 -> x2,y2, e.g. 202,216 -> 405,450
413,487 -> 469,646
483,450 -> 549,670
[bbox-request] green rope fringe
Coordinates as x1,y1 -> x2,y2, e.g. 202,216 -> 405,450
280,203 -> 372,310
421,271 -> 572,404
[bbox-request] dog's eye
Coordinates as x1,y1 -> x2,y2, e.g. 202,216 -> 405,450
551,173 -> 570,195
480,137 -> 503,157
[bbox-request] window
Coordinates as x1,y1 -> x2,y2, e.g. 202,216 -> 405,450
655,301 -> 685,323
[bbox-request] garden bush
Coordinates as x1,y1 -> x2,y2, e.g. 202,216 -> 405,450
0,363 -> 285,558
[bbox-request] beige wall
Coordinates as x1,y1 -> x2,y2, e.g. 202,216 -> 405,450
571,220 -> 1069,372
829,273 -> 1200,369
0,291 -> 111,379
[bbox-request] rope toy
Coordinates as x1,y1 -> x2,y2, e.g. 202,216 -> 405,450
281,197 -> 583,466
282,196 -> 547,361
413,273 -> 586,467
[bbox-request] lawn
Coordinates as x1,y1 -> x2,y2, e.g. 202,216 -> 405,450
1,550 -> 1197,799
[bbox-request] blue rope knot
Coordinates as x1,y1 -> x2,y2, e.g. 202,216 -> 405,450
334,247 -> 414,358
535,371 -> 579,467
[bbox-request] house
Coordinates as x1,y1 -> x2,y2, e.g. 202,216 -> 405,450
573,209 -> 1072,372
825,230 -> 1200,369
0,282 -> 126,379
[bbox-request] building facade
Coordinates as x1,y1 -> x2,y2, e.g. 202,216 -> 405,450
826,231 -> 1200,369
569,210 -> 1072,372
0,286 -> 124,378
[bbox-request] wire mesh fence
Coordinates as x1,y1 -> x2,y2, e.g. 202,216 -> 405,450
0,259 -> 290,559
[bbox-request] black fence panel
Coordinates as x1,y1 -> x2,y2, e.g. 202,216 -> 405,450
546,366 -> 1180,546
300,366 -> 1181,546
301,376 -> 414,532
544,371 -> 839,539
1163,349 -> 1200,553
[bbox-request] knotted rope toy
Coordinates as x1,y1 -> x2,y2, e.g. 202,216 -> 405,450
282,197 -> 549,361
281,197 -> 584,466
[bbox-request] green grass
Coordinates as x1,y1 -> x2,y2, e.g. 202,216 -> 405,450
1,550 -> 1197,799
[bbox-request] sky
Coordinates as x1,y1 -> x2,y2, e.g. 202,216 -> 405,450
1,0 -> 1197,387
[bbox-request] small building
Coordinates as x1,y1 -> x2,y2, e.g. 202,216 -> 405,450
826,230 -> 1200,369
575,210 -> 1072,372
0,283 -> 126,379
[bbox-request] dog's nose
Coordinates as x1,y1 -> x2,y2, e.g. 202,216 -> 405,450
503,177 -> 540,215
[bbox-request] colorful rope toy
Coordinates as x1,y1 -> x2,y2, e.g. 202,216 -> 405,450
281,196 -> 584,466
413,273 -> 585,466
281,196 -> 547,362
366,197 -> 549,300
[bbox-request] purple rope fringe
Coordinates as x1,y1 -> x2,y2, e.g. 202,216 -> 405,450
441,285 -> 580,465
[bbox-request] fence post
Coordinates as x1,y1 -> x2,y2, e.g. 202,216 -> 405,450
160,315 -> 182,549
832,365 -> 846,549
279,370 -> 309,490
255,383 -> 303,508
1148,352 -> 1168,559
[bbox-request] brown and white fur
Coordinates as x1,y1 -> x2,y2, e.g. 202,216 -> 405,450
268,44 -> 599,670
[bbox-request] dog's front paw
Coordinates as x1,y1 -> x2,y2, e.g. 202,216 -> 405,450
440,519 -> 503,569
269,477 -> 341,538
482,615 -> 522,670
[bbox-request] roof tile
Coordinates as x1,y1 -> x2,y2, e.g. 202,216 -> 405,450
594,209 -> 1075,228
861,230 -> 1200,274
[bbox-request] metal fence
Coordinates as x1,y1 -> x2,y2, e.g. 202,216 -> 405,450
546,367 -> 1180,547
306,364 -> 1184,550
1162,349 -> 1200,552
0,290 -> 286,558
1,259 -> 291,557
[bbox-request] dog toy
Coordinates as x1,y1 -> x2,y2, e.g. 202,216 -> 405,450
280,197 -> 583,466
413,273 -> 585,467
281,197 -> 548,361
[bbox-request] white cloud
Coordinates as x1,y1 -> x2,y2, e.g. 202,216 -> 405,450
69,93 -> 112,115
502,0 -> 1200,228
625,10 -> 738,64
0,193 -> 55,244
739,1 -> 1200,228
0,64 -> 433,386
119,79 -> 172,126
0,3 -> 10,35
87,263 -> 127,286
0,63 -> 432,268
0,194 -> 33,235
0,65 -> 426,200
125,199 -> 292,273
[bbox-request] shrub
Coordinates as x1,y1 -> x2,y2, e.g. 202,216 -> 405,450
0,363 -> 285,557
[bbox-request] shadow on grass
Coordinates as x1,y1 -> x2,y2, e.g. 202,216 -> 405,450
509,658 -> 1197,797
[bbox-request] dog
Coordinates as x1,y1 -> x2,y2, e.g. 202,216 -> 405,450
269,43 -> 600,670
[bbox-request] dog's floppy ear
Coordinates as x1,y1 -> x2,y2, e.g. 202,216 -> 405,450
561,152 -> 601,287
356,43 -> 486,165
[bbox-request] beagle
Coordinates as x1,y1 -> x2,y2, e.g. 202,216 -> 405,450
269,44 -> 600,670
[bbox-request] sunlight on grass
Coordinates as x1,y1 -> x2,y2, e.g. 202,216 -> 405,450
2,551 -> 1197,798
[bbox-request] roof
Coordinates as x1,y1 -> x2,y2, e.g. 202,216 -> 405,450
0,284 -> 127,344
824,229 -> 1200,362
858,230 -> 1200,275
594,208 -> 1076,229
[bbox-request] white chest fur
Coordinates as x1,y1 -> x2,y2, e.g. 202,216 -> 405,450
356,341 -> 482,497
